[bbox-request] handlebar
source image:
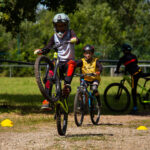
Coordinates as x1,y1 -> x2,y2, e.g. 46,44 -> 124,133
114,70 -> 127,75
74,73 -> 96,77
52,41 -> 70,51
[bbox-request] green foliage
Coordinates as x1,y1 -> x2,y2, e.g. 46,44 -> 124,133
40,0 -> 81,13
0,0 -> 150,76
0,0 -> 81,34
0,0 -> 40,34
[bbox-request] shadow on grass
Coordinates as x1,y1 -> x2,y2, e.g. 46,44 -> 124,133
0,93 -> 76,115
85,123 -> 123,126
66,133 -> 113,138
0,93 -> 149,115
0,93 -> 54,114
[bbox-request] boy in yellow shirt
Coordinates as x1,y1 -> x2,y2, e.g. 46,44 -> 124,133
76,45 -> 103,106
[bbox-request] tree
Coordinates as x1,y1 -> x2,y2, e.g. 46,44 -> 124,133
0,0 -> 82,35
40,0 -> 81,13
0,0 -> 40,34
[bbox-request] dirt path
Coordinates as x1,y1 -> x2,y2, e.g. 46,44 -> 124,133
0,115 -> 150,150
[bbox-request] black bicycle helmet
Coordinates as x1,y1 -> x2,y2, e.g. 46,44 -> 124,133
83,45 -> 95,53
122,43 -> 132,51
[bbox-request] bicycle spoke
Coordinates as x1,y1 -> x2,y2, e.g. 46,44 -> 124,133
104,83 -> 130,112
74,91 -> 84,126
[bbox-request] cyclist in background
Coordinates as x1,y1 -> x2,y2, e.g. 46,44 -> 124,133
34,13 -> 80,110
115,43 -> 150,114
76,45 -> 103,107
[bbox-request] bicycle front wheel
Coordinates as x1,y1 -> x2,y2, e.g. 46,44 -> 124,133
74,90 -> 85,126
104,83 -> 130,112
34,55 -> 54,101
56,98 -> 68,136
90,95 -> 101,125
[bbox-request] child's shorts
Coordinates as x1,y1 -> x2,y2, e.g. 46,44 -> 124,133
84,80 -> 99,91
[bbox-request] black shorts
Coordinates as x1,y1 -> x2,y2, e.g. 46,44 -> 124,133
84,80 -> 99,91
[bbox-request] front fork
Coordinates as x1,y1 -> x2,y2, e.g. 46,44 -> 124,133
55,98 -> 68,114
116,79 -> 125,98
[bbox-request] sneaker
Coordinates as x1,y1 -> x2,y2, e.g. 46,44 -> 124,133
129,109 -> 139,115
62,84 -> 71,98
41,99 -> 51,110
129,107 -> 139,115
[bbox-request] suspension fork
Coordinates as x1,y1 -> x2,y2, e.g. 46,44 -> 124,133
116,79 -> 125,97
53,58 -> 59,80
55,98 -> 69,114
52,58 -> 62,97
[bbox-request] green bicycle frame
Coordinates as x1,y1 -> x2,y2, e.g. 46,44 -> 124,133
55,99 -> 69,114
53,52 -> 69,114
122,75 -> 150,103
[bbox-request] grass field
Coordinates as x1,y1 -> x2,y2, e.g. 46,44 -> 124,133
0,76 -> 149,114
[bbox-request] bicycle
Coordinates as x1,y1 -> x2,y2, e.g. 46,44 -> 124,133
34,41 -> 70,136
73,73 -> 101,126
104,72 -> 150,112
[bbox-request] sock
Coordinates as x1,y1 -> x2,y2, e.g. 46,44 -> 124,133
133,106 -> 137,111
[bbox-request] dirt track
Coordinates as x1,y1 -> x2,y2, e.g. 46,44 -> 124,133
0,115 -> 150,150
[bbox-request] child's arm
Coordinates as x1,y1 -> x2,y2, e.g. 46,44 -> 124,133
34,35 -> 55,55
115,57 -> 123,73
96,60 -> 103,75
76,59 -> 83,68
133,54 -> 138,64
70,30 -> 80,44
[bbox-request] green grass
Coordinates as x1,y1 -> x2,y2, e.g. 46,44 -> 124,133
0,76 -> 149,115
0,77 -> 43,114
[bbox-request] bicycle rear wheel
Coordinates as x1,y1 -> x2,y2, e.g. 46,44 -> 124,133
56,98 -> 68,136
34,55 -> 54,101
74,90 -> 85,126
104,83 -> 130,112
90,95 -> 101,125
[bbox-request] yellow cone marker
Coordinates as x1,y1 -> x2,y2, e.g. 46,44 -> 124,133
1,119 -> 13,127
137,126 -> 148,130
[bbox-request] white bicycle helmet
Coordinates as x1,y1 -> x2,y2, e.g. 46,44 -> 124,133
53,13 -> 70,38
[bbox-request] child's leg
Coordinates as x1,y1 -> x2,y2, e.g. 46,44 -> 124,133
62,60 -> 76,97
64,60 -> 76,85
45,70 -> 54,95
131,71 -> 150,111
131,75 -> 139,111
131,71 -> 150,110
41,70 -> 54,110
91,81 -> 101,106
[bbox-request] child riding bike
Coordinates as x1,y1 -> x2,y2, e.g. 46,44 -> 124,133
76,45 -> 103,107
34,13 -> 80,110
115,43 -> 150,114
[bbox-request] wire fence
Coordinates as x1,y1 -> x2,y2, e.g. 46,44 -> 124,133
0,64 -> 150,77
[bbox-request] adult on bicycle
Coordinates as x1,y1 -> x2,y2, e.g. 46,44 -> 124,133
76,45 -> 103,107
115,43 -> 150,114
34,13 -> 80,110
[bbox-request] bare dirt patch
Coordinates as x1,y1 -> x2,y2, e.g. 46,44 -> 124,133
0,114 -> 150,150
